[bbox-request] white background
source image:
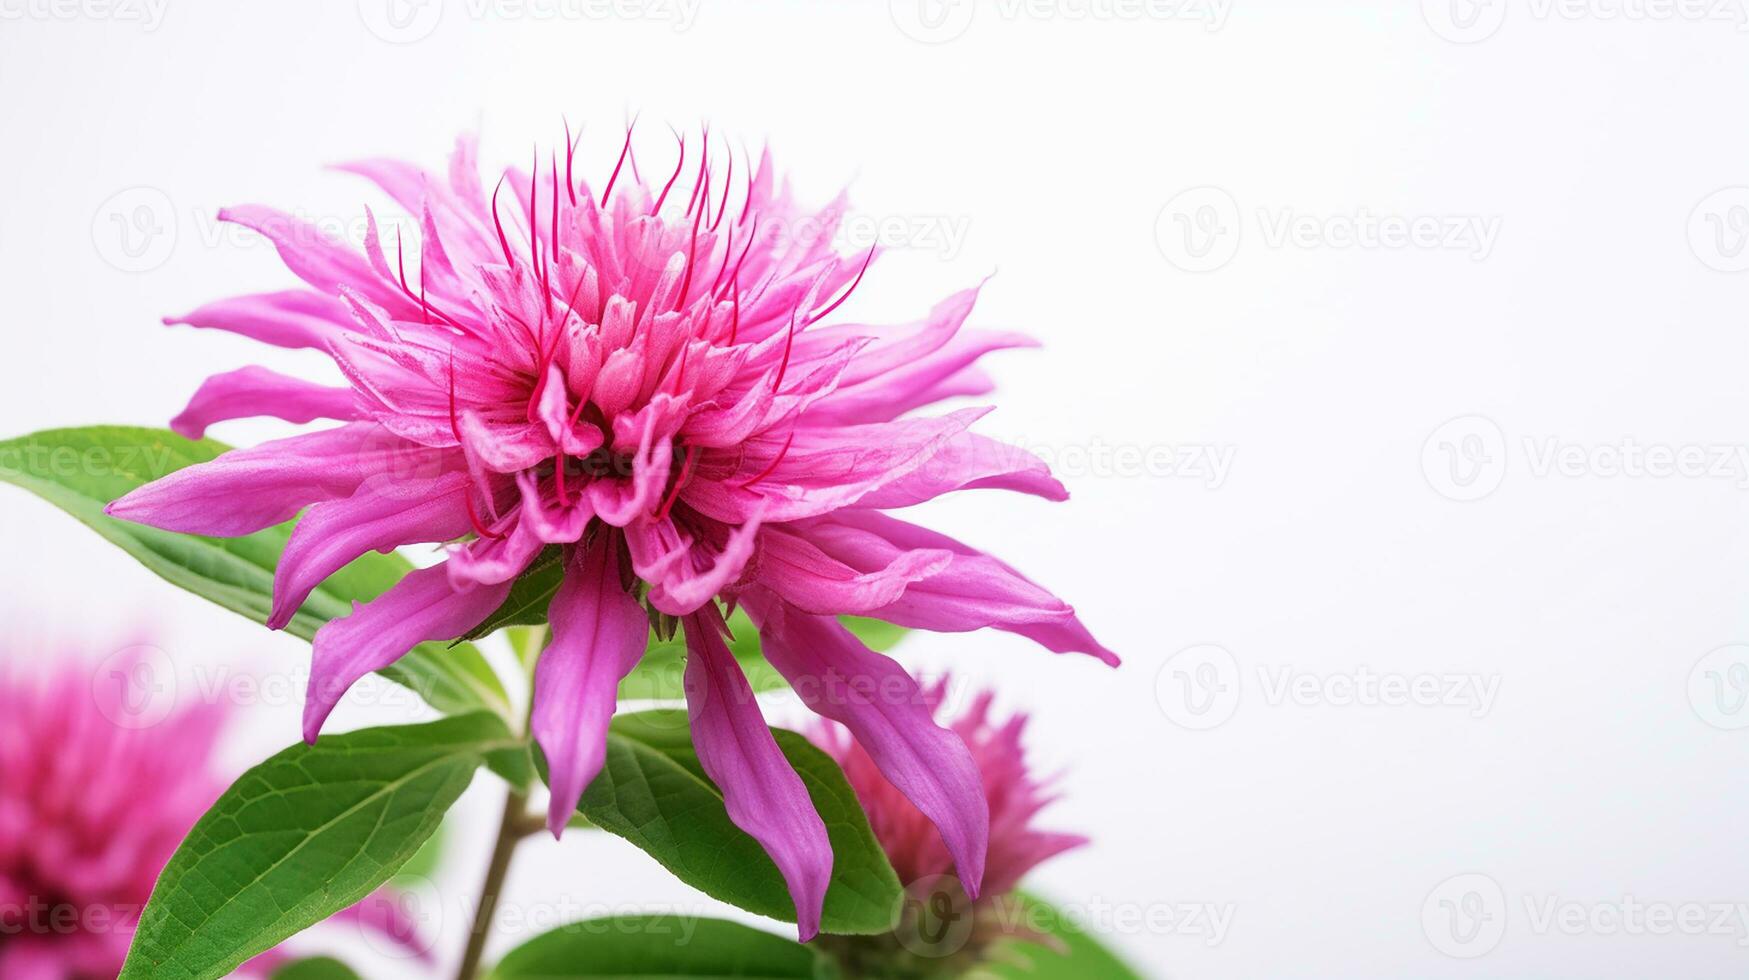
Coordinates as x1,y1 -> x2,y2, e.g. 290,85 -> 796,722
5,1 -> 1749,977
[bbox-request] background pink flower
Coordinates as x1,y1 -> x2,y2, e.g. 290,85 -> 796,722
0,648 -> 428,979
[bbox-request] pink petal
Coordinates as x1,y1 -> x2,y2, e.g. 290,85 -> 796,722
752,524 -> 952,615
304,562 -> 511,740
683,609 -> 832,941
746,593 -> 988,898
797,510 -> 1117,665
852,431 -> 1068,509
530,538 -> 650,836
269,472 -> 474,629
219,205 -> 418,319
105,424 -> 452,537
164,289 -> 350,350
170,365 -> 361,440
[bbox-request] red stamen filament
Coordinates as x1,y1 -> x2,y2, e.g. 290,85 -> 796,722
735,430 -> 795,489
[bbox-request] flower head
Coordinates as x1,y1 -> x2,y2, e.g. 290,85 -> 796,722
107,125 -> 1115,939
0,649 -> 224,979
815,678 -> 1086,901
812,678 -> 1086,976
0,647 -> 428,978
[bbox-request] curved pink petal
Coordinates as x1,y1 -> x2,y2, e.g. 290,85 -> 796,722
269,472 -> 474,629
640,509 -> 764,616
796,510 -> 1117,665
170,365 -> 361,440
683,609 -> 832,941
752,523 -> 952,615
304,562 -> 511,739
851,431 -> 1067,509
105,424 -> 451,537
219,205 -> 418,319
530,538 -> 650,836
164,289 -> 351,350
686,408 -> 990,524
745,593 -> 988,898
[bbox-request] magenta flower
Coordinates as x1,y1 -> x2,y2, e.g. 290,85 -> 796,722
106,127 -> 1115,939
814,678 -> 1086,902
0,650 -> 426,979
0,651 -> 224,979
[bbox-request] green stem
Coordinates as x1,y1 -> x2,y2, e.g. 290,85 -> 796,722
454,785 -> 530,980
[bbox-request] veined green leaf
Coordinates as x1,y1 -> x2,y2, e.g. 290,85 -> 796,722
0,426 -> 508,719
119,713 -> 515,980
488,916 -> 828,979
570,711 -> 901,936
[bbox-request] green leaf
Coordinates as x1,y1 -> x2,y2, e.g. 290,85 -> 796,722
488,916 -> 828,979
120,713 -> 516,980
458,545 -> 565,641
0,426 -> 508,719
270,958 -> 363,980
571,711 -> 902,936
984,892 -> 1147,980
618,612 -> 910,701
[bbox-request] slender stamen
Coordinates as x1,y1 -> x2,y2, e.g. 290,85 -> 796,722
735,429 -> 795,489
806,247 -> 876,326
655,446 -> 698,521
652,132 -> 687,214
490,176 -> 516,268
602,117 -> 637,206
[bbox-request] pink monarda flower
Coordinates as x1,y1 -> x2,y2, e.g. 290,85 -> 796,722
813,679 -> 1086,975
0,650 -> 428,980
816,679 -> 1086,901
106,127 -> 1116,938
0,652 -> 224,979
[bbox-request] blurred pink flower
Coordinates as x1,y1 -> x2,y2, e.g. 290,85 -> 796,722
815,678 -> 1086,901
0,649 -> 427,979
106,126 -> 1115,938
